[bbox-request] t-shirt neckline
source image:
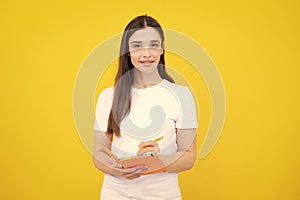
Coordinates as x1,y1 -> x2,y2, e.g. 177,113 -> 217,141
131,79 -> 166,91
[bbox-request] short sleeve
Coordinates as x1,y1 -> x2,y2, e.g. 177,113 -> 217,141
175,87 -> 198,129
94,87 -> 114,132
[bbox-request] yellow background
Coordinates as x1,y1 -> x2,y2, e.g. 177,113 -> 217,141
1,0 -> 300,199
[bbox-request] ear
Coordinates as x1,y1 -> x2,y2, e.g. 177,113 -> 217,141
160,41 -> 165,55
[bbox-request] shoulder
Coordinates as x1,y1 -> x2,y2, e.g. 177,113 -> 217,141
96,86 -> 114,101
162,80 -> 196,106
162,80 -> 192,96
101,86 -> 114,95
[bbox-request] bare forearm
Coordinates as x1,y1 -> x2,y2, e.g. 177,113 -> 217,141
93,151 -> 115,174
159,128 -> 197,173
93,131 -> 116,174
159,150 -> 196,173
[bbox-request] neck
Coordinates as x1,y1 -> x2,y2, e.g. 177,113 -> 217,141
133,67 -> 163,89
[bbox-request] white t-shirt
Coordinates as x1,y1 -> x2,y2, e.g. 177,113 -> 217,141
94,79 -> 198,200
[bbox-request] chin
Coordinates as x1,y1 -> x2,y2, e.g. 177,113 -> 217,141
135,64 -> 158,72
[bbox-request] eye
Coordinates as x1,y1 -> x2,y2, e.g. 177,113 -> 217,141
132,44 -> 142,48
150,43 -> 159,48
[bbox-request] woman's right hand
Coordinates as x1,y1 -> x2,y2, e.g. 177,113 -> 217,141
110,160 -> 149,180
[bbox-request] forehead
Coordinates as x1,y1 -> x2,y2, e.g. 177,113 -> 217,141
128,27 -> 162,42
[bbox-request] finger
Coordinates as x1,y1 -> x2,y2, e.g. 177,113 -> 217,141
124,173 -> 140,180
137,147 -> 159,154
140,140 -> 158,147
116,165 -> 146,174
126,166 -> 148,175
123,166 -> 149,179
112,160 -> 123,169
137,147 -> 160,154
133,166 -> 149,174
138,141 -> 158,148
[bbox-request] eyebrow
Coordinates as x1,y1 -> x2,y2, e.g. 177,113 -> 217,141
130,40 -> 161,44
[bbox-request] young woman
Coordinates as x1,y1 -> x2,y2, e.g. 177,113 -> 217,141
93,15 -> 198,200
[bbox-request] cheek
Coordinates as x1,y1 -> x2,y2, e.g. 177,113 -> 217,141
154,51 -> 163,61
154,49 -> 163,57
130,54 -> 139,63
129,53 -> 140,67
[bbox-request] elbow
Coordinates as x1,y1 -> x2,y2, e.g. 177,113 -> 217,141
184,151 -> 197,171
174,151 -> 196,172
92,157 -> 100,170
92,156 -> 113,175
185,156 -> 196,170
92,156 -> 104,171
172,159 -> 195,173
187,161 -> 196,170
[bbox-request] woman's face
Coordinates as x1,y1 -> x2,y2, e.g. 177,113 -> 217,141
128,27 -> 163,72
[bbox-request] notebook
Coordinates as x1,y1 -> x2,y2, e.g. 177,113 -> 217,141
102,146 -> 167,175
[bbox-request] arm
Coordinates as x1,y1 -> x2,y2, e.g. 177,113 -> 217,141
92,130 -> 115,174
159,128 -> 197,173
136,128 -> 197,173
158,87 -> 198,172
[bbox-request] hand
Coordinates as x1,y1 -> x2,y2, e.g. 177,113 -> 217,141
111,159 -> 149,180
137,140 -> 160,155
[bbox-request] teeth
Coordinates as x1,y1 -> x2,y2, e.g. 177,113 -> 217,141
140,61 -> 153,63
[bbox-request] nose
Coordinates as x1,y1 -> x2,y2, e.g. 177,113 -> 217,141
142,47 -> 151,58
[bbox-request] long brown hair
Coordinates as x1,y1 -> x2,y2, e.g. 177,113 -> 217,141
107,15 -> 174,137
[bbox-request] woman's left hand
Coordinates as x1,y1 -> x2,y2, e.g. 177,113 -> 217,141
137,140 -> 160,155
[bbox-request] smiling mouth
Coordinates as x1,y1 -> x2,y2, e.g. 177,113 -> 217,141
139,60 -> 155,65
